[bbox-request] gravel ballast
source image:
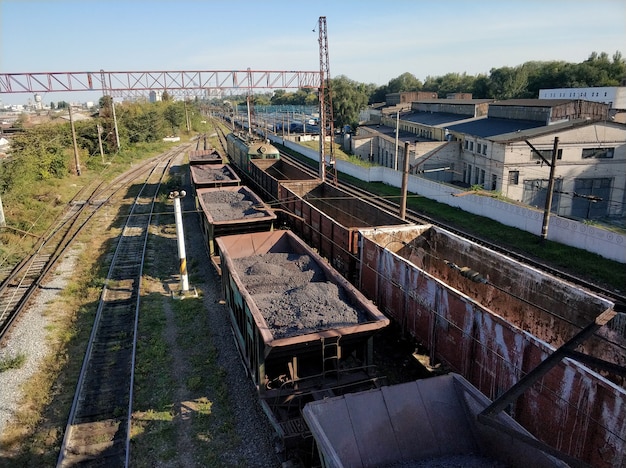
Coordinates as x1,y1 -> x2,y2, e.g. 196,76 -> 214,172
0,248 -> 80,435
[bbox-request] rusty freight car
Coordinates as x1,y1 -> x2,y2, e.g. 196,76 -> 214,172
358,224 -> 624,468
303,373 -> 567,468
249,157 -> 319,202
216,230 -> 390,458
278,181 -> 412,285
195,186 -> 276,272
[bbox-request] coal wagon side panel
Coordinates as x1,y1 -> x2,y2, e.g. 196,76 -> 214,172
222,261 -> 265,387
196,186 -> 277,258
249,159 -> 280,201
358,226 -> 626,467
279,181 -> 411,284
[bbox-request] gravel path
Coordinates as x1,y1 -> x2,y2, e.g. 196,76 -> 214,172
181,187 -> 281,467
0,247 -> 80,434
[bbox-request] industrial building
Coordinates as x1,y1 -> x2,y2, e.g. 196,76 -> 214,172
355,92 -> 626,221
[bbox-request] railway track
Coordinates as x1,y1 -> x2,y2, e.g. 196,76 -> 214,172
0,148 -> 190,344
0,184 -> 105,339
56,148 -> 183,467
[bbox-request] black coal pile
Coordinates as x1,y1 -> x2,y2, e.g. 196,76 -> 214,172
233,252 -> 368,338
195,165 -> 234,181
201,191 -> 267,221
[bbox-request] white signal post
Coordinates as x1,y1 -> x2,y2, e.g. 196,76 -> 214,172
169,190 -> 196,298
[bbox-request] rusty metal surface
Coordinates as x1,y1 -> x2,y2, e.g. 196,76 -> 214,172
249,158 -> 319,201
303,373 -> 567,468
278,181 -> 411,283
357,225 -> 625,468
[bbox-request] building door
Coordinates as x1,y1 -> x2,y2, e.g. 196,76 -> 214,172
522,178 -> 562,212
571,178 -> 611,219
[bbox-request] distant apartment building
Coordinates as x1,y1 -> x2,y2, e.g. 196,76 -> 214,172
539,86 -> 626,122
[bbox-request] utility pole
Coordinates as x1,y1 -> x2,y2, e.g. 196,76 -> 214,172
394,111 -> 400,171
525,137 -> 559,242
399,141 -> 410,219
111,98 -> 120,152
69,105 -> 81,176
541,137 -> 559,241
97,124 -> 105,164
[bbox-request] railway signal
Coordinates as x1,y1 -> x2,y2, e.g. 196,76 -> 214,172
169,190 -> 197,299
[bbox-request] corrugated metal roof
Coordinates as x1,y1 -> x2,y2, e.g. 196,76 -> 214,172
490,98 -> 575,107
414,99 -> 494,104
489,118 -> 598,142
447,117 -> 543,138
403,111 -> 470,126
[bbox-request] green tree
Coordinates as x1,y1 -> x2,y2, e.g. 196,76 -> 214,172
163,103 -> 184,134
331,75 -> 371,131
488,66 -> 530,99
387,72 -> 422,93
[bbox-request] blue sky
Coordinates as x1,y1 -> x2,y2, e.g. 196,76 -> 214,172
1,0 -> 625,105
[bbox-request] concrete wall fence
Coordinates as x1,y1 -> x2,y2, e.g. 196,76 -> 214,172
276,137 -> 625,264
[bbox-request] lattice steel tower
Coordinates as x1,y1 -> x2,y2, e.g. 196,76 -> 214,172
318,16 -> 336,183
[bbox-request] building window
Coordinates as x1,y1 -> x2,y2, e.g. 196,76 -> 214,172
477,143 -> 482,154
482,144 -> 487,155
469,141 -> 474,151
582,147 -> 614,159
508,170 -> 519,185
491,174 -> 497,190
532,149 -> 563,160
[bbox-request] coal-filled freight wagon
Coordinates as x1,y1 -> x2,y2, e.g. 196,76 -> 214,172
189,163 -> 241,191
188,148 -> 223,165
216,230 -> 390,456
195,186 -> 276,272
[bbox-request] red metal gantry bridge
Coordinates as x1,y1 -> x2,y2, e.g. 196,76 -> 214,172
0,69 -> 322,98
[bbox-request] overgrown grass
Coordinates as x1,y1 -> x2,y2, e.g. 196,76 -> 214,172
130,205 -> 241,467
0,223 -> 113,467
0,354 -> 26,373
0,139 -> 183,466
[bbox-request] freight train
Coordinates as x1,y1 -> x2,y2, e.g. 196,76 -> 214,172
226,132 -> 280,178
216,230 -> 389,463
216,130 -> 626,468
